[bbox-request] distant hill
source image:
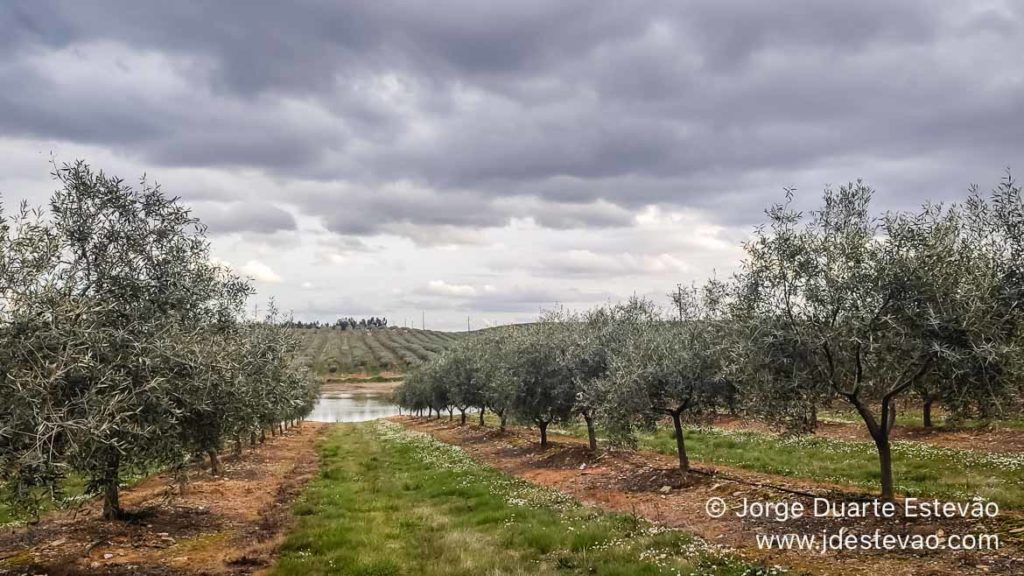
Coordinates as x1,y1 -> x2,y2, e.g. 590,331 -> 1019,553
292,327 -> 465,375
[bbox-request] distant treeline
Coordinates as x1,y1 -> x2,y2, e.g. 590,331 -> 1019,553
284,316 -> 390,330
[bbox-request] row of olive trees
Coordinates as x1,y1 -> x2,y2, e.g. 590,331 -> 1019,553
395,295 -> 734,467
395,175 -> 1024,500
0,161 -> 319,519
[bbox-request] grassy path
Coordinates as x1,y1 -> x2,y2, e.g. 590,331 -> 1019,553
272,421 -> 776,576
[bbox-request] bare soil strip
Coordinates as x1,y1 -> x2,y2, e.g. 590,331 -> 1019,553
0,422 -> 325,576
399,417 -> 1024,576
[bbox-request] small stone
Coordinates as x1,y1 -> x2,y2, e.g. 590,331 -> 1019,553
658,485 -> 672,494
103,553 -> 114,559
579,463 -> 586,470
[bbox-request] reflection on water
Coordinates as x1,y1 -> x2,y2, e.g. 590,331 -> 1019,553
308,393 -> 402,423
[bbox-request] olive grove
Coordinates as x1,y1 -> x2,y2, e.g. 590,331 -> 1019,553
395,175 -> 1024,500
0,162 -> 319,519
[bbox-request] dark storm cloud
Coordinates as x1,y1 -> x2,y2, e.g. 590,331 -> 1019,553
1,0 -> 1023,235
317,187 -> 503,236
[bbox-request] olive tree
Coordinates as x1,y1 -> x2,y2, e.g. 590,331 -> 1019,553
732,182 -> 1019,499
243,304 -> 320,441
554,302 -> 652,451
440,344 -> 483,425
600,294 -> 726,471
0,162 -> 231,518
173,268 -> 255,473
1,162 -> 319,520
943,174 -> 1024,422
0,202 -> 70,514
506,324 -> 575,447
414,360 -> 452,420
395,370 -> 431,417
471,328 -> 517,430
540,307 -> 611,451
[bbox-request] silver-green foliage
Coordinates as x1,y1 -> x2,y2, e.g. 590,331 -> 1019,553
0,162 -> 318,519
729,180 -> 1024,498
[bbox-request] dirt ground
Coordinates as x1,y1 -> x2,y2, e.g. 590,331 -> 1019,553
709,415 -> 1024,454
399,417 -> 1024,576
4,414 -> 1020,576
0,422 -> 325,576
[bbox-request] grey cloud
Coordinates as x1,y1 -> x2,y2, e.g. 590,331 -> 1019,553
404,282 -> 605,313
1,0 -> 1022,238
308,183 -> 636,238
522,200 -> 635,230
523,250 -> 688,279
470,286 -> 594,313
191,201 -> 297,235
289,297 -> 380,322
312,185 -> 504,236
674,0 -> 940,69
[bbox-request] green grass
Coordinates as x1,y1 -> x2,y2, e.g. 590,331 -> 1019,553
0,475 -> 90,526
0,467 -> 161,527
547,420 -> 1024,508
0,502 -> 15,524
272,421 -> 777,576
819,407 -> 1024,431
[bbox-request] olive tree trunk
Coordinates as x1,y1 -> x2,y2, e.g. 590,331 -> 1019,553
849,394 -> 898,501
101,452 -> 122,520
669,409 -> 689,472
582,411 -> 598,451
207,448 -> 222,475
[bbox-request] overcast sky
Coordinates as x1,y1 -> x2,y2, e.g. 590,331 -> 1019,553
1,1 -> 1022,330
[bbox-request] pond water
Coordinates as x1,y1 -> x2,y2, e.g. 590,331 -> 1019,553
307,393 -> 402,423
